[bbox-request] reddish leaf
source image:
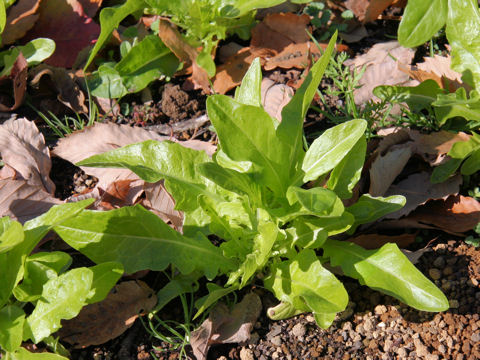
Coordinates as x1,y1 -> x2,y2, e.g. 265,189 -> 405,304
78,0 -> 102,18
345,0 -> 398,23
24,0 -> 100,68
0,53 -> 28,111
2,0 -> 41,45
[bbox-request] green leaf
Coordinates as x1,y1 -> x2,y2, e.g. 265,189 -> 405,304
77,140 -> 222,212
346,194 -> 405,232
0,305 -> 25,352
267,301 -> 303,321
207,95 -> 290,194
84,0 -> 147,69
13,252 -> 72,302
197,162 -> 262,203
374,80 -> 443,112
153,272 -> 200,313
114,35 -> 179,93
286,186 -> 339,215
0,217 -> 24,253
278,32 -> 338,181
460,147 -> 480,175
24,268 -> 93,343
18,38 -> 56,66
327,136 -> 366,199
397,0 -> 447,48
9,347 -> 68,359
446,0 -> 480,89
0,0 -> 6,36
314,312 -> 337,329
194,283 -> 238,319
433,88 -> 480,125
89,64 -> 128,99
302,119 -> 367,183
264,249 -> 348,320
54,205 -> 233,278
431,158 -> 463,183
235,57 -> 262,107
323,240 -> 449,312
87,262 -> 124,304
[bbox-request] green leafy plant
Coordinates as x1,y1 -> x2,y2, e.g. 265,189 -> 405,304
68,34 -> 448,329
85,0 -> 311,98
304,2 -> 353,41
465,223 -> 480,247
0,200 -> 124,358
398,0 -> 480,89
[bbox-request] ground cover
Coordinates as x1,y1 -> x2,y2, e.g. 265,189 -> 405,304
0,1 -> 479,359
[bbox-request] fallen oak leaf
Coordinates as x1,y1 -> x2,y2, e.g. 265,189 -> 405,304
190,293 -> 262,360
384,171 -> 462,219
345,0 -> 400,23
59,280 -> 157,348
0,117 -> 55,193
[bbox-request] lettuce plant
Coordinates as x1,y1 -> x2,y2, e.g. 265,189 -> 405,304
0,200 -> 123,359
70,34 -> 448,328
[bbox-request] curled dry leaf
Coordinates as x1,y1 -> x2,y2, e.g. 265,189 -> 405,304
190,293 -> 262,360
59,281 -> 157,348
1,0 -> 41,45
348,233 -> 416,249
0,117 -> 55,193
23,0 -> 100,68
0,53 -> 28,112
261,78 -> 294,122
29,64 -> 88,114
142,181 -> 183,230
384,171 -> 462,219
345,41 -> 416,105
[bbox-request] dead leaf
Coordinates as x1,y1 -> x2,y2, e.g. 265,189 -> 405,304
348,233 -> 416,249
155,18 -> 211,93
98,179 -> 144,210
384,172 -> 462,219
0,117 -> 55,193
345,0 -> 397,23
0,179 -> 61,223
24,0 -> 100,68
0,53 -> 28,111
339,26 -> 369,43
369,144 -> 412,197
59,281 -> 157,348
345,41 -> 416,105
142,181 -> 183,230
30,64 -> 88,114
402,248 -> 429,264
2,0 -> 41,45
261,78 -> 293,121
407,55 -> 464,92
190,293 -> 262,360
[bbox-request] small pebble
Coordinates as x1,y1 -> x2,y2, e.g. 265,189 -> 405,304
471,332 -> 480,342
240,348 -> 254,360
443,267 -> 453,276
291,323 -> 306,338
429,268 -> 442,280
433,257 -> 446,268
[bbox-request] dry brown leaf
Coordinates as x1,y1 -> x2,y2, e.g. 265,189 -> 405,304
261,78 -> 293,121
369,144 -> 412,197
384,172 -> 462,219
409,55 -> 464,91
0,53 -> 28,111
345,0 -> 397,23
59,281 -> 157,348
156,18 -> 211,93
345,41 -> 416,105
253,13 -> 311,48
190,293 -> 262,360
98,179 -> 144,210
339,25 -> 369,43
2,0 -> 41,45
348,233 -> 416,249
142,181 -> 183,230
0,117 -> 55,193
0,179 -> 61,223
29,64 -> 88,114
